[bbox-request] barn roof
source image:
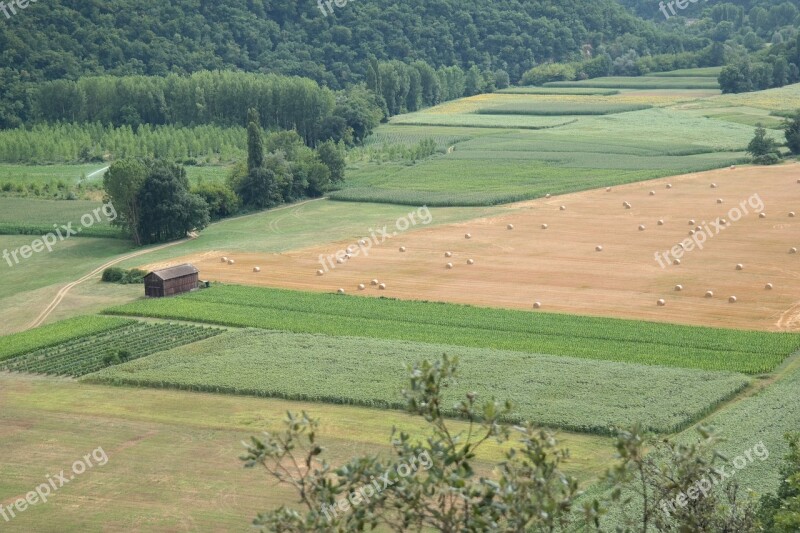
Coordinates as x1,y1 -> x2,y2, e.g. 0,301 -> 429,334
148,264 -> 199,281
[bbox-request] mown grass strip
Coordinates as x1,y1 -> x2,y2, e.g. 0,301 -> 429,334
104,286 -> 800,374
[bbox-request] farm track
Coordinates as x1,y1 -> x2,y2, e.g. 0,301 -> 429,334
26,198 -> 327,332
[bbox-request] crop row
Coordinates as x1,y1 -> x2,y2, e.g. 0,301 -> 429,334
0,316 -> 135,362
84,329 -> 751,436
1,322 -> 223,377
104,286 -> 800,374
474,103 -> 652,116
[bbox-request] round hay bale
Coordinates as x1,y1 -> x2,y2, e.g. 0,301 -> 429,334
675,284 -> 683,291
790,247 -> 798,254
466,259 -> 475,265
695,225 -> 703,232
677,243 -> 685,249
736,263 -> 744,271
228,259 -> 235,265
358,284 -> 366,291
370,279 -> 379,286
346,246 -> 355,254
465,233 -> 472,239
595,245 -> 604,252
560,205 -> 566,211
649,190 -> 656,196
317,270 -> 325,276
688,219 -> 695,225
344,253 -> 352,260
673,259 -> 681,265
399,246 -> 407,252
253,267 -> 261,273
730,165 -> 736,170
789,212 -> 796,218
765,283 -> 773,290
545,193 -> 552,199
710,183 -> 718,188
720,218 -> 728,224
638,224 -> 646,231
378,283 -> 386,290
359,239 -> 367,245
689,230 -> 696,236
533,301 -> 542,309
446,262 -> 454,269
657,219 -> 665,226
759,212 -> 767,219
541,223 -> 549,230
221,256 -> 228,263
336,258 -> 344,264
705,290 -> 714,298
606,187 -> 612,192
623,201 -> 631,209
337,288 -> 345,295
717,198 -> 723,204
507,224 -> 514,230
729,296 -> 737,303
445,251 -> 453,258
657,299 -> 666,307
666,183 -> 673,189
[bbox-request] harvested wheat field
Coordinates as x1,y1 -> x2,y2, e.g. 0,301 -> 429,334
144,163 -> 800,332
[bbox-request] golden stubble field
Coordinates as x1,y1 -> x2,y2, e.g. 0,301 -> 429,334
144,164 -> 800,332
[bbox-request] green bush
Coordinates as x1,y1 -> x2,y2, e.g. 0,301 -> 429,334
101,267 -> 125,282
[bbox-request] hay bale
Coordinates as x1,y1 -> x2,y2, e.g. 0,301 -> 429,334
545,193 -> 552,199
720,218 -> 728,224
657,299 -> 666,307
717,198 -> 723,204
666,183 -> 673,189
337,288 -> 345,295
467,259 -> 475,265
736,263 -> 744,271
595,245 -> 603,252
560,205 -> 566,211
688,219 -> 695,225
730,165 -> 736,170
253,267 -> 261,273
378,283 -> 387,290
399,246 -> 407,252
533,301 -> 542,309
606,187 -> 612,192
728,296 -> 737,303
675,284 -> 683,291
677,243 -> 685,249
446,262 -> 454,269
710,183 -> 718,188
705,290 -> 714,298
759,213 -> 767,219
765,283 -> 773,290
371,279 -> 379,286
336,258 -> 345,264
344,253 -> 352,260
541,223 -> 549,229
359,239 -> 367,245
689,230 -> 696,236
789,212 -> 796,218
649,190 -> 656,196
346,246 -> 355,253
317,270 -> 325,276
465,233 -> 472,239
695,225 -> 703,231
228,259 -> 235,265
658,219 -> 665,226
445,251 -> 453,258
221,256 -> 228,263
358,283 -> 366,290
673,259 -> 681,265
790,247 -> 798,254
623,201 -> 631,209
639,224 -> 646,231
507,224 -> 514,230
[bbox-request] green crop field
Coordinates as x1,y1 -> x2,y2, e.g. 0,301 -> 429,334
105,286 -> 800,373
1,322 -> 223,377
497,87 -> 621,95
474,102 -> 652,115
0,197 -> 122,238
389,112 -> 577,129
0,315 -> 134,362
544,76 -> 721,90
85,329 -> 750,435
0,163 -> 108,186
649,67 -> 724,77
